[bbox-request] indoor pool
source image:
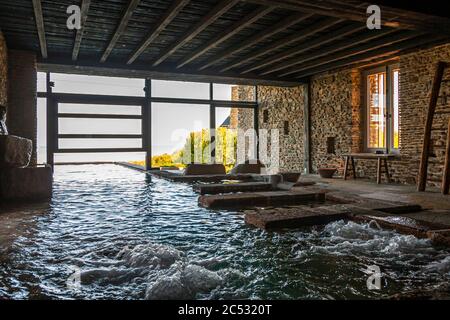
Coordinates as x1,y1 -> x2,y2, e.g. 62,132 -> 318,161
0,164 -> 449,300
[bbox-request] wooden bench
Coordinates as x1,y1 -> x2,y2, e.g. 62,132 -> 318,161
342,153 -> 398,184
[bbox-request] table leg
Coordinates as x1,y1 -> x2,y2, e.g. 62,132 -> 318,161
351,157 -> 357,179
377,158 -> 382,184
384,159 -> 391,183
343,156 -> 349,180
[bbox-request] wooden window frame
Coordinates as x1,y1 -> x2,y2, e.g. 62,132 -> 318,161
363,63 -> 400,154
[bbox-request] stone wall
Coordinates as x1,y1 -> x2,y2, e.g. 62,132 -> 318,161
0,29 -> 7,106
7,50 -> 38,166
234,85 -> 305,173
234,42 -> 450,187
310,69 -> 362,175
394,43 -> 450,185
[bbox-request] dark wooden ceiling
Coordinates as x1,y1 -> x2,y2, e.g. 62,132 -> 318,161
1,0 -> 449,86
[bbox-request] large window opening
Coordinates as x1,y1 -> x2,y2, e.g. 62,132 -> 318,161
37,74 -> 258,169
365,64 -> 400,153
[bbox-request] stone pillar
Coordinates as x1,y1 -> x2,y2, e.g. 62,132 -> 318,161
7,50 -> 37,166
0,30 -> 7,106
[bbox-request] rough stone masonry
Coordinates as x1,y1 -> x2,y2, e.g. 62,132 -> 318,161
233,43 -> 450,187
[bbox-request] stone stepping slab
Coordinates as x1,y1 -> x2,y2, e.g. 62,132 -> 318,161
325,192 -> 423,214
350,214 -> 448,238
198,190 -> 326,209
244,205 -> 349,230
193,182 -> 273,195
427,229 -> 450,246
150,170 -> 254,183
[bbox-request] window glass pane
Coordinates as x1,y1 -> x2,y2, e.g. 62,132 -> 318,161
213,84 -> 255,101
392,69 -> 400,149
58,104 -> 141,115
59,139 -> 142,149
215,107 -> 236,171
37,72 -> 47,92
58,118 -> 141,135
151,103 -> 210,167
152,80 -> 210,100
367,72 -> 386,149
215,106 -> 256,169
52,73 -> 145,96
55,152 -> 144,164
37,98 -> 47,164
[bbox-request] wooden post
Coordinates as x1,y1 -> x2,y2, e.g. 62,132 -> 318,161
384,159 -> 391,183
343,156 -> 349,180
377,157 -> 382,184
417,61 -> 447,191
351,157 -> 356,179
442,119 -> 450,194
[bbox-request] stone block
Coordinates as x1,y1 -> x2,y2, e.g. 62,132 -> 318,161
244,205 -> 348,230
0,135 -> 32,168
199,190 -> 326,209
229,162 -> 265,174
184,164 -> 226,176
0,166 -> 53,201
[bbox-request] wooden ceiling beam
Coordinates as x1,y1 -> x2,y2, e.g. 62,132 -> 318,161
241,23 -> 366,74
198,12 -> 314,71
292,34 -> 444,79
127,0 -> 190,65
72,0 -> 91,61
32,0 -> 48,59
176,5 -> 274,69
152,0 -> 240,67
100,0 -> 141,63
37,59 -> 302,87
242,0 -> 450,35
221,17 -> 343,73
260,28 -> 398,76
277,30 -> 418,77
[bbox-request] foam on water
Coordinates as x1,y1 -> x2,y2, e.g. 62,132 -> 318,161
426,255 -> 450,274
297,220 -> 435,257
75,242 -> 224,299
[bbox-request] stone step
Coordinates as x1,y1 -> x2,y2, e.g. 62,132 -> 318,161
193,182 -> 273,195
325,192 -> 423,214
244,205 -> 348,230
351,214 -> 447,238
151,170 -> 255,183
426,229 -> 450,246
198,190 -> 326,209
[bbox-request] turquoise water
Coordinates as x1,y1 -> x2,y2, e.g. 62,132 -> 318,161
0,164 -> 449,300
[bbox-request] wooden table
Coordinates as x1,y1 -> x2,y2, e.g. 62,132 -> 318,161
342,153 -> 398,184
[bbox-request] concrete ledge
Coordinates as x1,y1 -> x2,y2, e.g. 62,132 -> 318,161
184,164 -> 226,175
325,192 -> 423,214
350,214 -> 447,238
0,166 -> 53,201
193,182 -> 273,195
245,205 -> 349,229
426,229 -> 450,246
199,190 -> 326,209
151,170 -> 255,183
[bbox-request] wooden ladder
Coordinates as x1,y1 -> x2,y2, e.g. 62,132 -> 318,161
417,61 -> 449,193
